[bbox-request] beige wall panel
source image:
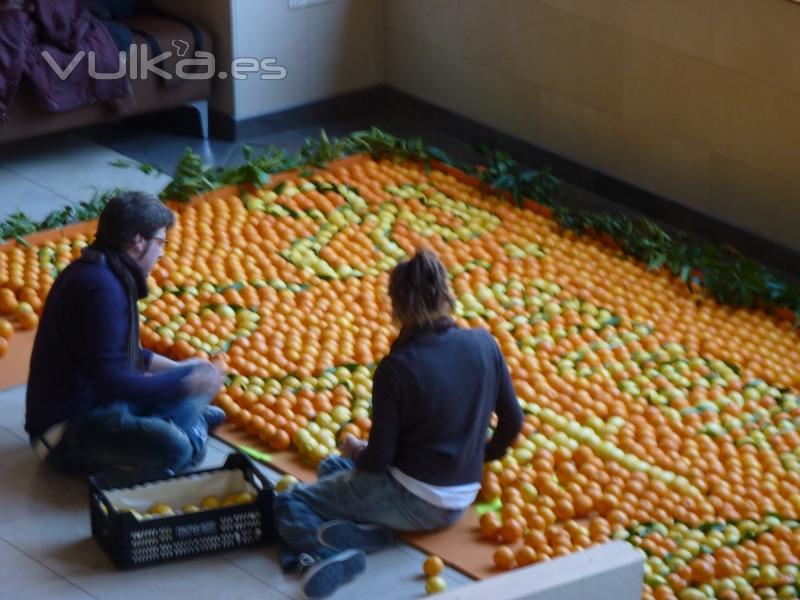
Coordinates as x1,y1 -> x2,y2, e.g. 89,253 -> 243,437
383,0 -> 461,53
385,30 -> 454,110
380,0 -> 800,248
385,31 -> 542,142
623,0 -> 713,59
536,0 -> 626,29
709,69 -> 800,188
307,0 -> 384,101
541,92 -> 712,212
710,154 -> 800,251
457,0 -> 517,73
623,36 -> 717,150
713,0 -> 800,96
458,1 -> 625,115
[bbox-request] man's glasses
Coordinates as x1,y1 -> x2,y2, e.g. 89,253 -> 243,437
151,236 -> 168,249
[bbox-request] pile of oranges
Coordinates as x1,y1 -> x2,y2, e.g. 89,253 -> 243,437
0,156 -> 798,598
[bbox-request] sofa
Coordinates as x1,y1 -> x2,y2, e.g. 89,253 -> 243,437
0,2 -> 214,145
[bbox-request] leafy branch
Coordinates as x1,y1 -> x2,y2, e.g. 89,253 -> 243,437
468,143 -> 561,206
343,127 -> 453,169
299,129 -> 352,168
0,188 -> 125,241
159,149 -> 218,202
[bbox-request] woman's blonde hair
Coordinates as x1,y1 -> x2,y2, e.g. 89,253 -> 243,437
388,248 -> 455,328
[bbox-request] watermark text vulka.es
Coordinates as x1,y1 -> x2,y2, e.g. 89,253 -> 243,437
42,43 -> 288,81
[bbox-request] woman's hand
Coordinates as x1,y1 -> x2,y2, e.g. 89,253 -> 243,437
340,433 -> 368,459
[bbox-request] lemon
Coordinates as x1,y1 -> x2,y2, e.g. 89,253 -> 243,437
148,503 -> 175,517
200,496 -> 221,510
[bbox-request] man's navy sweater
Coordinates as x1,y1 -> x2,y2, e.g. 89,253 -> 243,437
355,326 -> 523,486
25,253 -> 190,440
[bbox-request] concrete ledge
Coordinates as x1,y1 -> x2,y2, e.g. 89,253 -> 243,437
435,542 -> 643,600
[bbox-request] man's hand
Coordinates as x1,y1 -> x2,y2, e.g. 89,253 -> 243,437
340,433 -> 368,460
183,361 -> 223,397
147,353 -> 180,374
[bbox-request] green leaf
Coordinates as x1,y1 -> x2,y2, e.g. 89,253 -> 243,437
138,163 -> 160,176
473,498 -> 502,516
235,444 -> 272,464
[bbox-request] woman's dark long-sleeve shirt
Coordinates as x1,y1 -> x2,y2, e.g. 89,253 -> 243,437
25,255 -> 190,440
355,326 -> 523,486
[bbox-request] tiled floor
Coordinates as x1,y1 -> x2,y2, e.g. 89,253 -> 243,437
0,386 -> 472,600
0,114 -> 481,599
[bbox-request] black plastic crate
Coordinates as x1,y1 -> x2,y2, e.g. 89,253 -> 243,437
89,452 -> 274,568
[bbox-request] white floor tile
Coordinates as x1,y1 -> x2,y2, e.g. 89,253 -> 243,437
64,552 -> 284,600
225,545 -> 291,590
0,505 -> 104,577
229,542 -> 470,600
0,539 -> 94,600
0,385 -> 27,440
0,427 -> 28,457
189,442 -> 230,472
0,134 -> 171,206
205,435 -> 232,453
0,168 -> 73,223
395,543 -> 474,586
0,452 -> 87,525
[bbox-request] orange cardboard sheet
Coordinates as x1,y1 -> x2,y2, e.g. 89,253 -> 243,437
214,424 -> 495,580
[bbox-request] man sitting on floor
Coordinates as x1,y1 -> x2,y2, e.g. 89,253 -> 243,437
25,191 -> 225,478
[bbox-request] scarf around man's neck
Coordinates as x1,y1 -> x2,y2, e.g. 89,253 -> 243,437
81,245 -> 148,372
391,316 -> 457,353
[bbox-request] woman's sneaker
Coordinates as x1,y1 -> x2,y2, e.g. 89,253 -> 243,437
302,549 -> 367,599
317,520 -> 394,553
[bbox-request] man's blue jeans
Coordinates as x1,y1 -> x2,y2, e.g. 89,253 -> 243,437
274,456 -> 464,572
45,390 -> 214,479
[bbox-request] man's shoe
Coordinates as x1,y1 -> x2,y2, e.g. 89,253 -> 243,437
203,405 -> 226,430
302,549 -> 366,599
317,520 -> 394,554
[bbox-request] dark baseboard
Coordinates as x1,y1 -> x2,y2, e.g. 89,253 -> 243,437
206,83 -> 800,279
209,86 -> 390,141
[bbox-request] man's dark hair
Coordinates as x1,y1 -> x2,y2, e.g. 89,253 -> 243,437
389,248 -> 455,328
89,192 -> 174,373
94,191 -> 175,250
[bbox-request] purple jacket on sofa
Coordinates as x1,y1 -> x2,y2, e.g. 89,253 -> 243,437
0,0 -> 131,117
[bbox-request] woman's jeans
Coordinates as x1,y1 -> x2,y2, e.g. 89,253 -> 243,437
44,390 -> 214,479
274,456 -> 464,572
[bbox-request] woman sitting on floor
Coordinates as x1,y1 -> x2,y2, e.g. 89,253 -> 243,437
274,248 -> 524,600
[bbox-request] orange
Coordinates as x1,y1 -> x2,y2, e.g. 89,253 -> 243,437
422,555 -> 444,577
479,512 -> 500,539
515,545 -> 538,567
17,311 -> 38,330
493,546 -> 515,570
499,518 -> 524,543
0,318 -> 13,339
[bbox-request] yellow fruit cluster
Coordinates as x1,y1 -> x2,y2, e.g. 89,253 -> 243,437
118,492 -> 256,521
